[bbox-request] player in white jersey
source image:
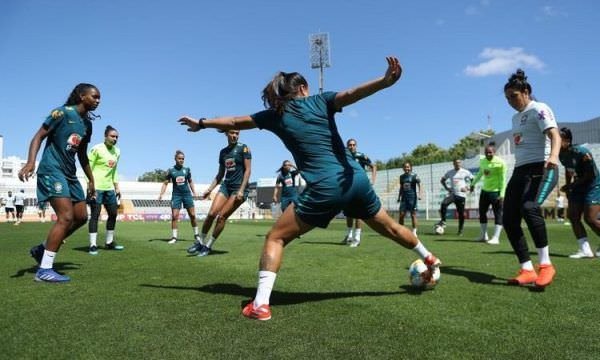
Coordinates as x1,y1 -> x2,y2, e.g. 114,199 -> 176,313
503,69 -> 560,289
437,159 -> 473,236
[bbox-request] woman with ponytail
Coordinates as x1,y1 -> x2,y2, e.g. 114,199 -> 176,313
179,57 -> 441,320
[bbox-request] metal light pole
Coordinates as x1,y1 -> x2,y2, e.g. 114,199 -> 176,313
309,33 -> 331,94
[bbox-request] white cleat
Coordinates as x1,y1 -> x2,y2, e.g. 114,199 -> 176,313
486,238 -> 500,245
569,250 -> 594,259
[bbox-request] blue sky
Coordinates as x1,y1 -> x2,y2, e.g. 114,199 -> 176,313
1,0 -> 598,183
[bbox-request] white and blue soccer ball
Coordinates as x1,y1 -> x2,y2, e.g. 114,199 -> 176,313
434,224 -> 445,235
408,259 -> 441,289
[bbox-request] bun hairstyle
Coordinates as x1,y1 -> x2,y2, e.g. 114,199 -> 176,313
262,72 -> 308,115
277,160 -> 291,174
104,125 -> 117,136
174,150 -> 185,158
559,127 -> 573,143
504,68 -> 533,95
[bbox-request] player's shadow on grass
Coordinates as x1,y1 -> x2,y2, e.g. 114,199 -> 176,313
11,262 -> 81,278
432,237 -> 476,243
441,266 -> 509,286
139,282 -> 408,305
148,238 -> 192,243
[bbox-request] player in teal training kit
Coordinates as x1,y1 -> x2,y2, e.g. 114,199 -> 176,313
273,160 -> 300,213
398,161 -> 422,235
558,127 -> 600,259
186,130 -> 252,256
179,56 -> 441,321
159,150 -> 200,245
20,83 -> 99,283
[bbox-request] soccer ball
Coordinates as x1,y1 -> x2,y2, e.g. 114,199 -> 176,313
408,259 -> 441,289
434,224 -> 445,235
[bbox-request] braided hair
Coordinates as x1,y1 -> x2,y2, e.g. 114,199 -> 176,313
64,83 -> 100,120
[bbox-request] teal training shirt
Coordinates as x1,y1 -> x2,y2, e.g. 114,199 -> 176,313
251,92 -> 363,185
399,172 -> 420,199
37,106 -> 93,181
219,143 -> 251,187
277,171 -> 299,199
165,165 -> 192,196
559,144 -> 600,192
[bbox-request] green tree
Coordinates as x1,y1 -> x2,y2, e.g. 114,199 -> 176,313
137,169 -> 167,182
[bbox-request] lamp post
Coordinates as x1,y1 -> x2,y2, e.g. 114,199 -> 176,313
309,33 -> 331,94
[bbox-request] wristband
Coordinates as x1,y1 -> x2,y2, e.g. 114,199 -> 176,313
198,118 -> 206,129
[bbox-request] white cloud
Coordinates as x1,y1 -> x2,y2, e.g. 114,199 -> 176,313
464,47 -> 545,77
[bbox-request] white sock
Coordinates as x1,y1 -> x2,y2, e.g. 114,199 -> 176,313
412,241 -> 431,259
172,229 -> 178,239
193,226 -> 199,236
106,230 -> 115,244
254,271 -> 277,306
492,225 -> 503,239
40,250 -> 56,270
412,228 -> 417,235
89,233 -> 97,247
480,223 -> 488,238
354,228 -> 362,241
537,246 -> 551,265
521,260 -> 534,271
205,236 -> 215,249
577,237 -> 592,253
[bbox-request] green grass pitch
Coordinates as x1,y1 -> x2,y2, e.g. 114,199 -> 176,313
2,219 -> 600,359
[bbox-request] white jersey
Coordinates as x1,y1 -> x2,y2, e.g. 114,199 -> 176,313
511,100 -> 557,167
5,195 -> 15,208
14,192 -> 25,206
443,168 -> 473,198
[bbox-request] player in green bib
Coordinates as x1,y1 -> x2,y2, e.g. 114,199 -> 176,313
87,125 -> 124,255
19,83 -> 100,283
159,150 -> 200,244
179,56 -> 441,321
470,144 -> 507,244
186,130 -> 252,256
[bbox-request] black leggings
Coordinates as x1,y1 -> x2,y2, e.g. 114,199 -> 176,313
479,191 -> 503,225
440,194 -> 466,231
88,202 -> 118,233
502,163 -> 557,263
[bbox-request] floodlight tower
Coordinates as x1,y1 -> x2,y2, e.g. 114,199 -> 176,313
309,33 -> 331,94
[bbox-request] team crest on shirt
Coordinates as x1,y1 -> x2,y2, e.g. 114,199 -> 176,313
513,132 -> 523,145
51,109 -> 64,120
484,169 -> 490,176
53,182 -> 63,193
107,160 -> 116,168
66,133 -> 83,153
225,158 -> 235,171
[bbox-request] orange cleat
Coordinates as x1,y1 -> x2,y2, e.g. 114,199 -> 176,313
535,264 -> 556,288
508,269 -> 538,285
242,300 -> 272,321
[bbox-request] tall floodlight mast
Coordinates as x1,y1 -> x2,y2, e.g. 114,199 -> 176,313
309,33 -> 331,94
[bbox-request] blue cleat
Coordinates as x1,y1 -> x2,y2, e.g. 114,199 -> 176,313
30,244 -> 45,265
187,241 -> 203,254
197,245 -> 211,257
34,268 -> 70,283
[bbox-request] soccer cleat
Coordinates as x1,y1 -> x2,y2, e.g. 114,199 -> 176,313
457,230 -> 464,236
535,264 -> 556,288
105,242 -> 124,250
88,245 -> 98,255
475,234 -> 489,242
341,235 -> 351,244
596,247 -> 600,257
197,245 -> 211,257
242,300 -> 271,321
349,239 -> 361,248
187,241 -> 203,254
30,244 -> 44,265
436,221 -> 446,228
34,268 -> 70,283
508,269 -> 538,285
486,238 -> 500,245
424,254 -> 442,269
569,250 -> 594,259
167,238 -> 177,245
